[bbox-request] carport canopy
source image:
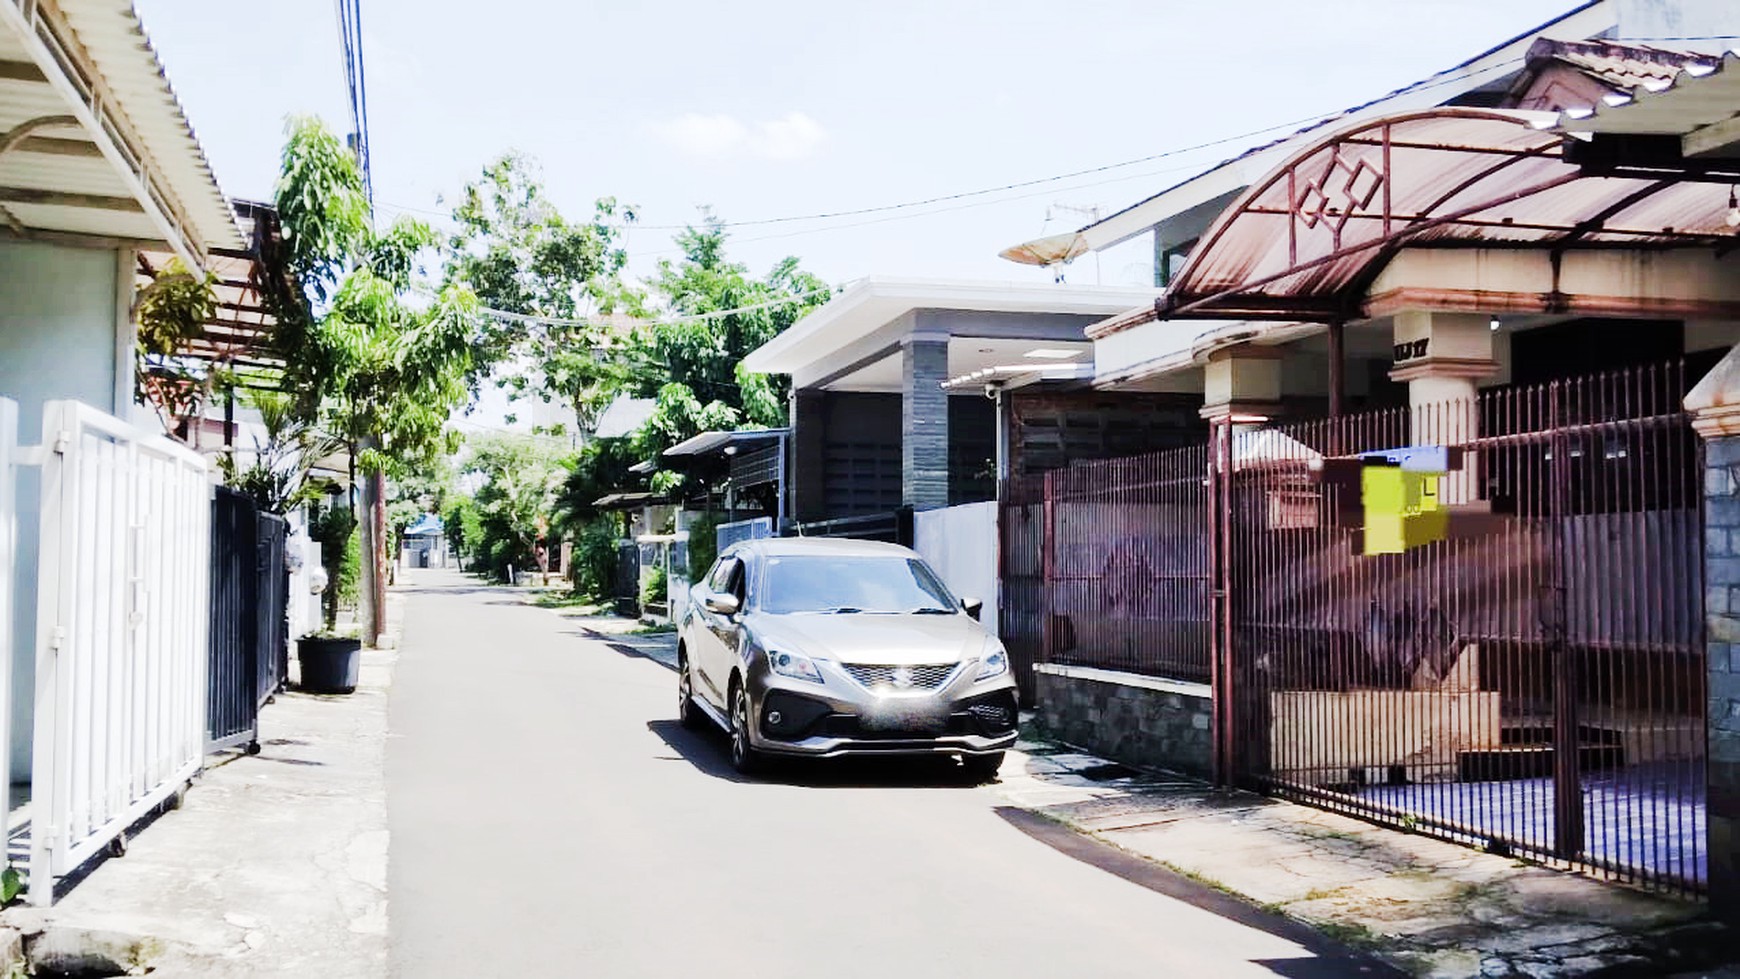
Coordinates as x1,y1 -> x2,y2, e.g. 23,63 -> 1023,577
1090,105 -> 1740,336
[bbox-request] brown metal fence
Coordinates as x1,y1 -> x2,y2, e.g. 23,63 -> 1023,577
998,443 -> 1213,700
1226,360 -> 1704,895
1001,360 -> 1707,895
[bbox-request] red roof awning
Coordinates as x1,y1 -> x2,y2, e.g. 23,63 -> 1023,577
1092,107 -> 1740,336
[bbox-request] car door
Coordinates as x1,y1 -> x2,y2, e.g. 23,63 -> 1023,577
693,553 -> 743,709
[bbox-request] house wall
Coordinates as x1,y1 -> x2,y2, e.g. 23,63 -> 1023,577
0,238 -> 129,778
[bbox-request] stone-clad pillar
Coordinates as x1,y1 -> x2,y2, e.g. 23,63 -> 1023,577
902,334 -> 950,511
1686,345 -> 1740,925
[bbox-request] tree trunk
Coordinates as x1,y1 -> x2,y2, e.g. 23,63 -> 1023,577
370,470 -> 388,645
358,436 -> 387,647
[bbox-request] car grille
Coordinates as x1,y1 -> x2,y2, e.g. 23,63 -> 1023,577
842,663 -> 957,690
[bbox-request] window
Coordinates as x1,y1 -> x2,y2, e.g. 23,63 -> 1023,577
759,555 -> 956,615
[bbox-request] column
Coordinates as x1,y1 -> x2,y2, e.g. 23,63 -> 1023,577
1199,345 -> 1282,428
1687,345 -> 1740,925
790,388 -> 826,523
902,333 -> 950,511
1387,311 -> 1499,503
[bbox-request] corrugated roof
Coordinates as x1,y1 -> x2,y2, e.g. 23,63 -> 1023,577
0,0 -> 241,261
58,1 -> 240,249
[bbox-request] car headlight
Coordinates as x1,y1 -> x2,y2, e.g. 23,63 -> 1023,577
976,644 -> 1009,682
768,649 -> 823,684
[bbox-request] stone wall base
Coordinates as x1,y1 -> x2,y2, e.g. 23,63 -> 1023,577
1034,664 -> 1212,777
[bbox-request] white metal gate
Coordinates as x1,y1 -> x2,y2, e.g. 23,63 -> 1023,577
28,401 -> 209,904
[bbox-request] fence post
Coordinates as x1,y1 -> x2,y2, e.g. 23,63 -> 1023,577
1209,418 -> 1235,788
1547,381 -> 1585,861
1040,471 -> 1056,669
0,399 -> 15,860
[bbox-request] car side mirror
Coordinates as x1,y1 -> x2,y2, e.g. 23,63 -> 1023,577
961,597 -> 983,621
704,592 -> 741,616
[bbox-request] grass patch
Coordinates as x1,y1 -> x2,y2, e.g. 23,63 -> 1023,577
530,589 -> 607,613
627,623 -> 677,635
1316,920 -> 1382,950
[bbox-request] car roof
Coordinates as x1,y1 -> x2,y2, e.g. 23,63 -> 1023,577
729,537 -> 919,560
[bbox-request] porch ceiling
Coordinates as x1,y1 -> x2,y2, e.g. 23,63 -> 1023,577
1089,106 -> 1740,338
822,336 -> 1091,394
0,0 -> 241,267
136,200 -> 291,378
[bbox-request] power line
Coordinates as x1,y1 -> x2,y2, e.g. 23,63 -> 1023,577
475,287 -> 833,330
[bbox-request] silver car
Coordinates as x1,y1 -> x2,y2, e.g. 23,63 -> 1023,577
676,537 -> 1019,778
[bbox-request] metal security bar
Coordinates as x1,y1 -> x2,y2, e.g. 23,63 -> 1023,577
256,512 -> 288,708
996,444 -> 1213,700
1225,362 -> 1705,895
29,401 -> 210,905
207,489 -> 261,754
1044,447 -> 1213,681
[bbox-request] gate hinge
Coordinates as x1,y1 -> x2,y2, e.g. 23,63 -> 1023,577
49,626 -> 65,652
51,431 -> 69,456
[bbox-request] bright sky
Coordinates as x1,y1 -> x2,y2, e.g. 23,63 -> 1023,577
135,0 -> 1584,293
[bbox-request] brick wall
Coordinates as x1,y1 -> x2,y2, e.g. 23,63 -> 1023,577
1706,435 -> 1740,922
1035,664 -> 1212,778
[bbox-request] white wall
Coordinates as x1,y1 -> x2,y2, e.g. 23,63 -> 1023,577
912,500 -> 999,637
1,239 -> 127,778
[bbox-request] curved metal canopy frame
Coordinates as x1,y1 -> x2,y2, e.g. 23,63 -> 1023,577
1098,107 -> 1740,333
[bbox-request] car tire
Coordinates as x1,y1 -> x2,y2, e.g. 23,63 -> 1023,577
962,751 -> 1005,783
729,684 -> 764,776
678,659 -> 705,730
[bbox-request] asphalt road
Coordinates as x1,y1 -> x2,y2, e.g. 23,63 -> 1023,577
386,569 -> 1376,978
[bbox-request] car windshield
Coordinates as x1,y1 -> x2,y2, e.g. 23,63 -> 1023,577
758,555 -> 957,615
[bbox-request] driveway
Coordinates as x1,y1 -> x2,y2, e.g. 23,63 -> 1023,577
386,569 -> 1381,977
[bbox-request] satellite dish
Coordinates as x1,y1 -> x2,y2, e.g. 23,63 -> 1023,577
998,232 -> 1090,267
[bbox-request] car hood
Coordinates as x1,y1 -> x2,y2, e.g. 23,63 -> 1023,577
749,612 -> 984,666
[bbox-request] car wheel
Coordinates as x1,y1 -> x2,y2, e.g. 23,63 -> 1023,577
729,684 -> 763,776
678,659 -> 704,730
962,751 -> 1005,783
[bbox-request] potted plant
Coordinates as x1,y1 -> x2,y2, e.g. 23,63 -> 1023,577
299,502 -> 363,694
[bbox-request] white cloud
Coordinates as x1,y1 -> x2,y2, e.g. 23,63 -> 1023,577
756,112 -> 827,161
649,111 -> 826,161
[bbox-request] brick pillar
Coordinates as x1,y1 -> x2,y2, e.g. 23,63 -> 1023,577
1688,346 -> 1740,924
902,334 -> 950,512
790,388 -> 826,523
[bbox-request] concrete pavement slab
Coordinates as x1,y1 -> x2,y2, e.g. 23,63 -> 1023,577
0,594 -> 404,977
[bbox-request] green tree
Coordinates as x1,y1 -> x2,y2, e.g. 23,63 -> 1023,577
461,433 -> 570,580
619,215 -> 830,491
442,154 -> 641,429
271,115 -> 490,643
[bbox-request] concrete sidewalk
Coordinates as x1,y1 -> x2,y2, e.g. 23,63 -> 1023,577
0,595 -> 403,977
992,739 -> 1732,978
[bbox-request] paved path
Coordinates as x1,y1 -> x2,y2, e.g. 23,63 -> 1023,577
386,569 -> 1377,978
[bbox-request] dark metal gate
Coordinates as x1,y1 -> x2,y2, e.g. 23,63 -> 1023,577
208,489 -> 289,755
1223,362 -> 1705,895
1000,360 -> 1707,895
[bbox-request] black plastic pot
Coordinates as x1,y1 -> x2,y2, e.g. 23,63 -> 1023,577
297,636 -> 362,694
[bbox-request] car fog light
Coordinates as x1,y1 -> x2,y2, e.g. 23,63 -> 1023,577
767,711 -> 784,725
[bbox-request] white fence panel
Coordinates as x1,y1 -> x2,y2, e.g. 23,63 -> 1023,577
912,501 -> 1000,638
0,398 -> 16,838
29,401 -> 209,904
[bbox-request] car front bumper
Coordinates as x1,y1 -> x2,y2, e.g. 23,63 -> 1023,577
746,665 -> 1019,759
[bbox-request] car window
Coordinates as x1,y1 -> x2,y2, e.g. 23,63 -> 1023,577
759,555 -> 956,614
